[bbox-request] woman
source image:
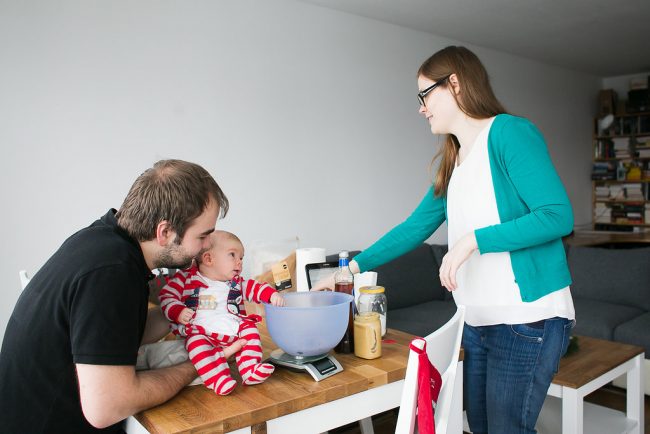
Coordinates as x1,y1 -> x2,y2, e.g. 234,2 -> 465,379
318,46 -> 575,433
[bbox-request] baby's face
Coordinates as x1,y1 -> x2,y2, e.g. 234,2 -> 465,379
207,239 -> 244,281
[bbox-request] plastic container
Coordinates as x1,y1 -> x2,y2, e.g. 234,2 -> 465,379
265,291 -> 354,357
357,286 -> 387,337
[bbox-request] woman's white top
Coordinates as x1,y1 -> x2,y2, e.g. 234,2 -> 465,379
447,117 -> 575,327
193,272 -> 241,336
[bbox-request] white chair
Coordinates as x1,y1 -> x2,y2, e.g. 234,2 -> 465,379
395,305 -> 466,434
19,270 -> 31,290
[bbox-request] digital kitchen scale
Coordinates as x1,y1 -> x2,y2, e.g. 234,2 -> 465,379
268,349 -> 344,381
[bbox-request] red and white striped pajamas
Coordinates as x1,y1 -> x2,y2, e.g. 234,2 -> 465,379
159,266 -> 277,395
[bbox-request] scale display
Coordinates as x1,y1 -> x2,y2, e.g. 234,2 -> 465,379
311,356 -> 337,375
268,349 -> 343,381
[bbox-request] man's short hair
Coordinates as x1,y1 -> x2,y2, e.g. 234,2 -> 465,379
116,159 -> 229,242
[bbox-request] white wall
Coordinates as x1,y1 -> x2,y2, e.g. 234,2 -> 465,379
0,0 -> 600,343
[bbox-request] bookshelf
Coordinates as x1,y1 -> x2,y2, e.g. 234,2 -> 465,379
592,112 -> 650,232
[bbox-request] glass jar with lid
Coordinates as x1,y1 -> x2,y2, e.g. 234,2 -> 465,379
357,285 -> 387,337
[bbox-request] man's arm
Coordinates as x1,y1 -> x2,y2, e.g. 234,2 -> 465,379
76,340 -> 245,429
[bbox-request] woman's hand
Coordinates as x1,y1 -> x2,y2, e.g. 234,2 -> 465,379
270,292 -> 286,307
439,232 -> 478,291
310,274 -> 336,291
310,260 -> 361,291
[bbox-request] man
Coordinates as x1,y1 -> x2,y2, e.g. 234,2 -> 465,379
0,160 -> 245,433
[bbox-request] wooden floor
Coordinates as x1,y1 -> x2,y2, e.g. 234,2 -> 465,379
331,386 -> 649,434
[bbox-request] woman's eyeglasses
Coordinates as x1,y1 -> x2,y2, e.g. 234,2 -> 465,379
417,75 -> 450,107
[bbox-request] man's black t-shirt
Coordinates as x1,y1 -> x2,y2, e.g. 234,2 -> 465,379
0,210 -> 151,433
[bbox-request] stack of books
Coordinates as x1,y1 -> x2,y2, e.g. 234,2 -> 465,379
611,203 -> 645,224
636,136 -> 650,146
609,185 -> 625,200
613,138 -> 631,160
591,162 -> 616,180
594,203 -> 611,223
637,146 -> 650,158
624,183 -> 644,200
595,139 -> 614,159
595,185 -> 610,199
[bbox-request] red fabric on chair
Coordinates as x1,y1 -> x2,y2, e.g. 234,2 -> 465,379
409,338 -> 442,434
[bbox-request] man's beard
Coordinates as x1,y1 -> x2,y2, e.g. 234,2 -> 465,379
154,237 -> 194,270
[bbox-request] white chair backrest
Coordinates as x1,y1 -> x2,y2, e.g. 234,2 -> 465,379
395,305 -> 466,434
19,270 -> 31,291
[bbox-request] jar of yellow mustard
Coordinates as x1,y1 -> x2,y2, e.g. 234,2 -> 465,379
353,312 -> 382,359
357,286 -> 387,337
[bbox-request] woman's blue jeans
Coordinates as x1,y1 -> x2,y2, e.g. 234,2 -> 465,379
463,317 -> 574,434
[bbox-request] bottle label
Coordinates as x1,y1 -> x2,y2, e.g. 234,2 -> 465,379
339,258 -> 349,267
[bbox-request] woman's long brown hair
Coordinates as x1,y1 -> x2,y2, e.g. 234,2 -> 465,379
418,46 -> 507,197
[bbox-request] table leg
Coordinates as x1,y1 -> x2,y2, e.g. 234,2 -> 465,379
251,422 -> 267,434
626,354 -> 644,434
561,387 -> 583,434
358,417 -> 374,434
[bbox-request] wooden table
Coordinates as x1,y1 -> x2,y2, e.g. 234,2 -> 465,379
127,326 -> 421,434
565,231 -> 650,247
537,335 -> 645,434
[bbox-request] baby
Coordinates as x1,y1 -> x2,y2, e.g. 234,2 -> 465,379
159,230 -> 284,395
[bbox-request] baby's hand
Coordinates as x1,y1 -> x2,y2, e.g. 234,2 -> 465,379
270,292 -> 285,307
178,307 -> 194,325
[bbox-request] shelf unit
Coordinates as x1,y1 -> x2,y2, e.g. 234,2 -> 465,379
591,112 -> 650,232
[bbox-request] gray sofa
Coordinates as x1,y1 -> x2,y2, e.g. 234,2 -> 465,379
329,243 -> 650,360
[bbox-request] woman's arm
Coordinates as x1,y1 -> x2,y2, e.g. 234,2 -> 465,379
310,187 -> 445,292
475,117 -> 573,254
354,186 -> 446,272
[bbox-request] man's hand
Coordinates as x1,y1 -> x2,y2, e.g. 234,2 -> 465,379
439,232 -> 478,291
269,292 -> 285,307
177,307 -> 194,325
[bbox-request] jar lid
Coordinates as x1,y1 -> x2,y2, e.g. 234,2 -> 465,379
355,312 -> 380,321
359,285 -> 385,294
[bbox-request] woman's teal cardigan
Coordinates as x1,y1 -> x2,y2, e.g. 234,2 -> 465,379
354,114 -> 573,302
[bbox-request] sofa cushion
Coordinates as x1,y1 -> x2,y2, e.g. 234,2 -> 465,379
387,300 -> 457,337
613,312 -> 650,359
573,297 -> 645,340
567,246 -> 650,311
373,244 -> 445,310
430,244 -> 453,301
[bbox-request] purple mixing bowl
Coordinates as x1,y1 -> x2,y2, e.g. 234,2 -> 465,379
265,291 -> 353,357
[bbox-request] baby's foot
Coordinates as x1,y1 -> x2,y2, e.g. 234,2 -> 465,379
242,363 -> 275,385
207,374 -> 237,395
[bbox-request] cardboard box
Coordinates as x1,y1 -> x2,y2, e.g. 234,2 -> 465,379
598,89 -> 617,116
627,89 -> 650,113
630,76 -> 649,90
